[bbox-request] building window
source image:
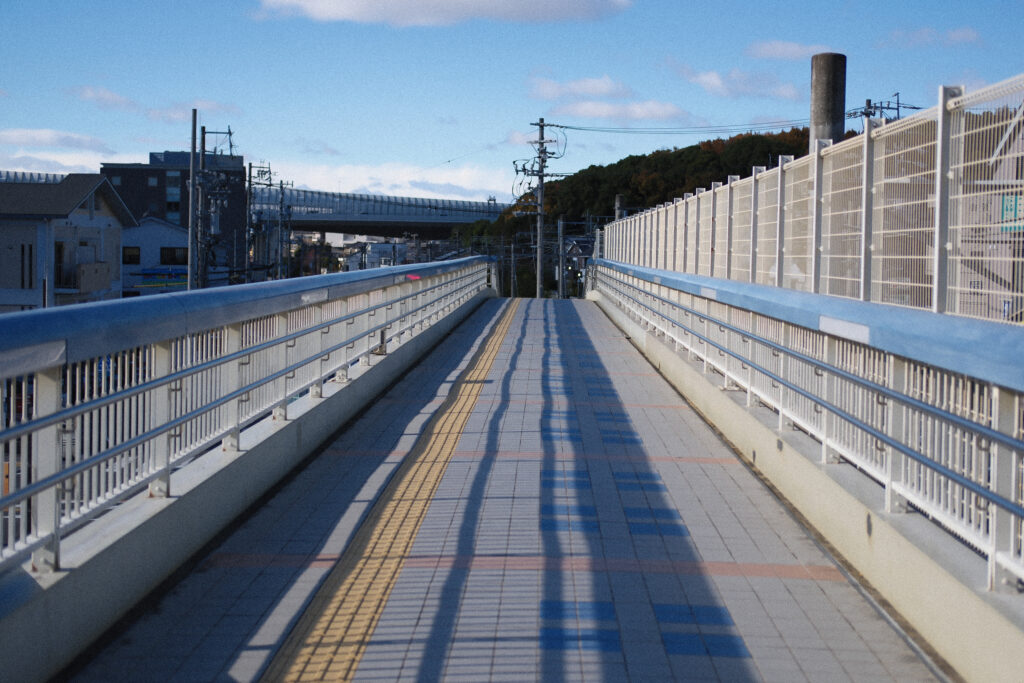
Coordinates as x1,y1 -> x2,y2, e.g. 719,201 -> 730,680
166,201 -> 181,212
148,176 -> 158,187
123,246 -> 141,264
166,171 -> 181,201
160,247 -> 188,265
111,176 -> 122,186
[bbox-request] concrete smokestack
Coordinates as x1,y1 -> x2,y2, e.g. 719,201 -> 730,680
810,53 -> 846,154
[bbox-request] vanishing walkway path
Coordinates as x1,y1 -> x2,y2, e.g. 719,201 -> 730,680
73,298 -> 940,682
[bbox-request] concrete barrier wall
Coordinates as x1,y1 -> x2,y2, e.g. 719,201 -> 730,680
0,289 -> 494,683
591,290 -> 1024,683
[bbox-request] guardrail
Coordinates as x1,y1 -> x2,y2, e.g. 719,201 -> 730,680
591,259 -> 1024,591
601,73 -> 1024,325
0,257 -> 492,574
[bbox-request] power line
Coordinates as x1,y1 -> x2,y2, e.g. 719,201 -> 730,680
548,118 -> 811,136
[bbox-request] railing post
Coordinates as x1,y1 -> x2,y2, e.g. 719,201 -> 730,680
221,324 -> 245,453
860,118 -> 881,301
932,85 -> 963,313
750,167 -> 765,284
820,337 -> 837,464
776,156 -> 794,288
885,356 -> 909,514
811,140 -> 829,293
31,366 -> 63,572
989,386 -> 1019,591
148,341 -> 174,497
273,312 -> 290,421
725,176 -> 739,279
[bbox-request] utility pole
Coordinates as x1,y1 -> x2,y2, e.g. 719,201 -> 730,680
188,109 -> 198,290
534,118 -> 547,299
514,118 -> 567,298
557,215 -> 565,299
198,125 -> 207,288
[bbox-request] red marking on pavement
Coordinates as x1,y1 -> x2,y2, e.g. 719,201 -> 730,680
400,553 -> 844,581
450,450 -> 736,464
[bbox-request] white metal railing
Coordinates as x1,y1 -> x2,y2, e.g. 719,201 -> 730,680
591,260 -> 1024,591
0,257 -> 492,574
601,73 -> 1024,324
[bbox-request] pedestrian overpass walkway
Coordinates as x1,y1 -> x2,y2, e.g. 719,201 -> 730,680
70,299 -> 941,682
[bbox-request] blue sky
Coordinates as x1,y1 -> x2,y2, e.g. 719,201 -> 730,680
1,0 -> 1020,202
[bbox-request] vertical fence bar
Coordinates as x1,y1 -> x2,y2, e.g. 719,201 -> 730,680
726,176 -> 739,279
682,193 -> 693,272
709,182 -> 722,276
750,167 -> 765,284
776,156 -> 794,288
861,119 -> 880,301
932,85 -> 963,313
811,141 -> 829,293
694,190 -> 704,274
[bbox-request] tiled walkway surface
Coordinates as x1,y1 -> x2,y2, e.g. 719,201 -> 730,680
73,298 -> 939,682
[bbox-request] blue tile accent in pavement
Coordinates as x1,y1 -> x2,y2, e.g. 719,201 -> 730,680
540,600 -> 616,621
654,604 -> 733,626
623,507 -> 682,520
540,518 -> 601,532
600,431 -> 643,445
541,429 -> 583,443
541,504 -> 597,517
613,471 -> 662,481
662,633 -> 750,658
628,521 -> 689,536
541,479 -> 592,490
539,628 -> 621,652
541,469 -> 589,479
593,411 -> 631,423
617,482 -> 667,492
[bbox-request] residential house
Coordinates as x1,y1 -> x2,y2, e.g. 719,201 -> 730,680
0,173 -> 136,312
120,216 -> 189,296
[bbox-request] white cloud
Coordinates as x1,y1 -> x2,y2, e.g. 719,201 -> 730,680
674,63 -> 801,101
505,130 -> 536,146
146,100 -> 242,124
0,149 -> 140,175
746,40 -> 830,61
882,26 -> 980,48
945,27 -> 980,44
259,0 -> 632,26
0,128 -> 116,154
273,159 -> 515,202
551,100 -> 685,121
72,86 -> 137,111
530,75 -> 632,100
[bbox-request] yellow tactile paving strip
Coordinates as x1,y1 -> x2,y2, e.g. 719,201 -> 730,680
262,299 -> 520,683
